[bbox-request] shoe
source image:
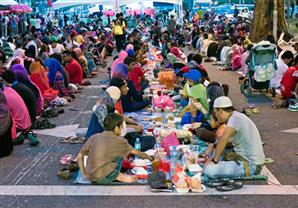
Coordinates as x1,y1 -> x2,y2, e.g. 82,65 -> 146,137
288,103 -> 298,112
68,161 -> 79,172
216,180 -> 243,192
13,134 -> 25,145
57,168 -> 70,180
26,133 -> 40,146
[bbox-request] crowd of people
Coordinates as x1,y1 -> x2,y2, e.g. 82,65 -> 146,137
0,7 -> 297,188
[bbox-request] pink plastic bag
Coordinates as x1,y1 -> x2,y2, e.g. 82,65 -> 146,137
153,95 -> 174,109
161,132 -> 179,154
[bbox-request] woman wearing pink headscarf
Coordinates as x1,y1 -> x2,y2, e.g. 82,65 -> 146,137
125,44 -> 134,52
231,44 -> 244,71
111,50 -> 128,77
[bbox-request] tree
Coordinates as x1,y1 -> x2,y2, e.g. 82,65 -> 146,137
251,0 -> 288,42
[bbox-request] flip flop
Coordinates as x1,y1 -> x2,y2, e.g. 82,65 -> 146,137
60,154 -> 73,165
252,107 -> 260,114
216,181 -> 243,192
205,181 -> 227,188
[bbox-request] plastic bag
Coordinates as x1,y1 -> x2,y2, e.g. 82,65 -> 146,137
158,71 -> 176,88
161,132 -> 179,154
153,95 -> 174,109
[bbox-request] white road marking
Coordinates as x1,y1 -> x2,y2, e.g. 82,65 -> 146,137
34,124 -> 79,138
262,166 -> 282,185
282,127 -> 298,134
0,185 -> 297,196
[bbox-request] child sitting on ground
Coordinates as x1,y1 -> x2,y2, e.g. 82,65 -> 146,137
77,113 -> 154,184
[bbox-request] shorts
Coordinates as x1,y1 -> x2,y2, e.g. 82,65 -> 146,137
92,157 -> 123,185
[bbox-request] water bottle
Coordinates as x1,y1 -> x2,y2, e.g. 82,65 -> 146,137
134,138 -> 141,159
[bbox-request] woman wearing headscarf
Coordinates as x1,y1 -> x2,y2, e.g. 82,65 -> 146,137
111,64 -> 150,112
111,50 -> 128,77
11,64 -> 44,116
74,47 -> 89,78
231,43 -> 244,71
29,61 -> 50,95
167,47 -> 186,66
11,49 -> 26,66
85,86 -> 121,138
44,58 -> 69,97
0,89 -> 14,157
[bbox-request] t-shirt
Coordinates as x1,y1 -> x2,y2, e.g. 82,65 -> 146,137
280,66 -> 298,90
227,111 -> 265,165
189,84 -> 209,112
65,59 -> 83,84
270,59 -> 289,88
3,87 -> 31,130
52,43 -> 65,54
80,131 -> 133,181
128,64 -> 144,91
76,35 -> 84,44
35,18 -> 41,29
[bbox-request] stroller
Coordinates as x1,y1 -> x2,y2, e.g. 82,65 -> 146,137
241,41 -> 277,96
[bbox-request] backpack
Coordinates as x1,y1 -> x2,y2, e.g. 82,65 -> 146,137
249,41 -> 277,82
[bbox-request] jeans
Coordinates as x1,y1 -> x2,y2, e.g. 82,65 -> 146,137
203,161 -> 258,180
1,25 -> 7,37
85,113 -> 104,139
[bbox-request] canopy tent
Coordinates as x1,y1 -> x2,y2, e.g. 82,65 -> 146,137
0,0 -> 18,6
52,0 -> 182,10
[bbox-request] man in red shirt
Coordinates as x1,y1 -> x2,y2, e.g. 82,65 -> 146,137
125,57 -> 144,92
63,50 -> 83,85
280,58 -> 298,101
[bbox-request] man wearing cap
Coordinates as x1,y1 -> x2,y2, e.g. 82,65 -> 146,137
204,96 -> 265,179
184,69 -> 209,112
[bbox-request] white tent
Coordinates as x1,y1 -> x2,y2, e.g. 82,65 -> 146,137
0,0 -> 18,5
52,0 -> 182,10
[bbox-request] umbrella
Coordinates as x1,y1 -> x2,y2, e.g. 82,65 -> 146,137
144,8 -> 155,16
103,10 -> 115,17
10,4 -> 32,13
0,10 -> 9,15
134,9 -> 141,16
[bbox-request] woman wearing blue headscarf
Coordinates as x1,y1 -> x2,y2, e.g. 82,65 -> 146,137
44,58 -> 69,97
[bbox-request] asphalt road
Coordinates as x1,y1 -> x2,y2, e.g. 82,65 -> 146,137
0,50 -> 298,208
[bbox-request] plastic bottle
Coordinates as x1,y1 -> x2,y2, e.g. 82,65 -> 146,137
134,138 -> 141,159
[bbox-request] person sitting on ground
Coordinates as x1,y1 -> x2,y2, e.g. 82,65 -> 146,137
0,89 -> 14,158
51,37 -> 65,54
2,84 -> 32,144
10,64 -> 44,116
77,113 -> 154,184
62,50 -> 83,85
2,71 -> 39,146
125,57 -> 145,92
29,61 -> 50,96
44,58 -> 69,97
111,50 -> 128,77
111,65 -> 150,112
74,47 -> 89,78
167,47 -> 186,66
280,56 -> 298,109
204,96 -> 265,179
270,50 -> 294,90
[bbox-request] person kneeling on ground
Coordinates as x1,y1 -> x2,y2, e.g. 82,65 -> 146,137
77,113 -> 154,184
203,96 -> 265,180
